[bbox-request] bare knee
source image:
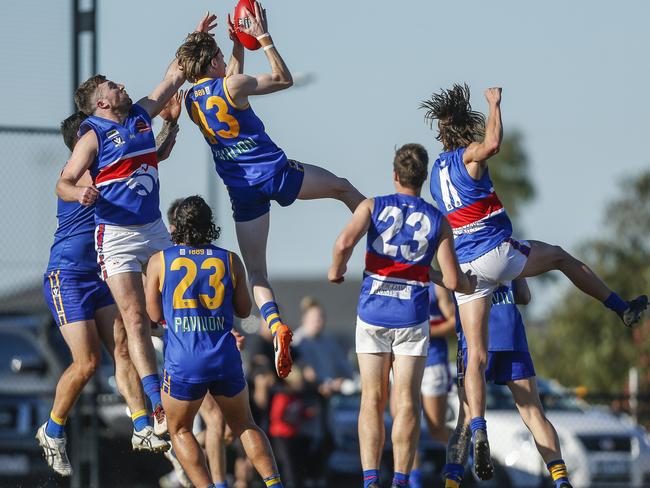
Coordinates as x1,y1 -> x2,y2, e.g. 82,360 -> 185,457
121,309 -> 150,334
73,354 -> 100,383
361,389 -> 387,414
229,419 -> 258,438
467,349 -> 488,372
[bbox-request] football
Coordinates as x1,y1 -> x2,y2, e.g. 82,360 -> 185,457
234,0 -> 261,51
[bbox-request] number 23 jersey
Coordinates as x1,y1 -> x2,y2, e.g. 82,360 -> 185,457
185,77 -> 287,188
160,245 -> 238,382
358,193 -> 443,328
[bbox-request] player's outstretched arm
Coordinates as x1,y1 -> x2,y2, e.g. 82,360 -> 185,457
436,219 -> 477,294
56,131 -> 99,205
155,90 -> 183,162
328,199 -> 374,284
226,14 -> 245,77
226,2 -> 292,106
231,252 -> 252,318
513,278 -> 531,305
144,252 -> 164,323
137,12 -> 218,118
462,87 -> 503,168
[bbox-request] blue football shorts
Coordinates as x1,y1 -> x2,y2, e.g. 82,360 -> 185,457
43,270 -> 114,326
162,359 -> 247,401
458,348 -> 536,386
226,159 -> 305,222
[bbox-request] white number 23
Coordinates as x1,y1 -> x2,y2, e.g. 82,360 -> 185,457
372,206 -> 431,262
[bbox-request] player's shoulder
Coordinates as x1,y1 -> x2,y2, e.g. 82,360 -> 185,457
437,147 -> 466,167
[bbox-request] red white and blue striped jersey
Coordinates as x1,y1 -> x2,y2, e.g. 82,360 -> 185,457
357,194 -> 443,328
80,104 -> 161,226
185,77 -> 287,187
429,147 -> 512,263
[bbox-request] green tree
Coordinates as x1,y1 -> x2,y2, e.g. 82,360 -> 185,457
530,171 -> 650,393
489,130 -> 536,230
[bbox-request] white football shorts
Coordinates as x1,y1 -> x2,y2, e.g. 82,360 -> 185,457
455,238 -> 530,306
95,218 -> 172,280
356,317 -> 429,357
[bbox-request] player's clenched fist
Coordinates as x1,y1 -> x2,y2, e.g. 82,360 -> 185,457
328,264 -> 346,284
77,186 -> 99,206
484,87 -> 502,105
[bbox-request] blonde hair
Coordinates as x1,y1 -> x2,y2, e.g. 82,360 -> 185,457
176,32 -> 219,83
300,296 -> 322,316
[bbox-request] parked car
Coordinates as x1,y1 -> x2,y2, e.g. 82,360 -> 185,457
449,378 -> 650,488
0,315 -> 61,483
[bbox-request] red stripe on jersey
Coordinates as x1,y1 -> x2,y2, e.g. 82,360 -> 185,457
446,192 -> 504,229
365,252 -> 430,283
95,151 -> 158,185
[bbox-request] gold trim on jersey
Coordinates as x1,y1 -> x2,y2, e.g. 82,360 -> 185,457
223,77 -> 250,111
159,251 -> 165,293
229,252 -> 236,287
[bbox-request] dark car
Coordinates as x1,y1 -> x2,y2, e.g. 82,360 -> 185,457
0,315 -> 62,484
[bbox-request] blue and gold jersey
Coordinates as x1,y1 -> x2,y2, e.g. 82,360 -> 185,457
185,77 -> 287,187
160,244 -> 238,382
46,187 -> 98,274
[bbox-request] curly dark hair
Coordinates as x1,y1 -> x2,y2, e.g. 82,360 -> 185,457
170,196 -> 221,246
420,83 -> 486,151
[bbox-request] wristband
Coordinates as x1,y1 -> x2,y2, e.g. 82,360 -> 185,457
263,44 -> 275,52
256,33 -> 271,41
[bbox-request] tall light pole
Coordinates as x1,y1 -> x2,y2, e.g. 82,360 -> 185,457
72,0 -> 97,112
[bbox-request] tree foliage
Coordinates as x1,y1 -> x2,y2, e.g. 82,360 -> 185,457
489,130 -> 536,230
530,171 -> 650,392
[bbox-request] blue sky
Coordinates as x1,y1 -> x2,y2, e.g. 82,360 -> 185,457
2,0 -> 649,317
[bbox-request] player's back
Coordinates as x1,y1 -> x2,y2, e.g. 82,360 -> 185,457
429,147 -> 512,263
185,77 -> 287,187
359,193 -> 443,328
46,195 -> 98,274
160,244 -> 237,382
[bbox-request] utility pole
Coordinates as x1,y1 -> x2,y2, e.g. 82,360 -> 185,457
72,0 -> 97,112
70,5 -> 100,485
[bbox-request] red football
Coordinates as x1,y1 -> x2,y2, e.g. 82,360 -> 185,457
234,0 -> 261,51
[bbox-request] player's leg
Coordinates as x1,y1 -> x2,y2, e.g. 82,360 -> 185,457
519,240 -> 647,325
37,318 -> 102,476
235,213 -> 292,378
106,272 -> 165,430
421,364 -> 452,444
163,391 -> 212,488
297,162 -> 365,212
443,387 -> 471,488
390,354 -> 426,487
457,296 -> 493,480
212,386 -> 285,487
199,394 -> 228,486
94,305 -> 169,452
508,378 -> 572,488
357,352 -> 392,488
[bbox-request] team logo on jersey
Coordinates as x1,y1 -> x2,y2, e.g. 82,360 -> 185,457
179,249 -> 186,255
126,164 -> 158,196
106,129 -> 125,147
51,284 -> 60,297
136,119 -> 151,133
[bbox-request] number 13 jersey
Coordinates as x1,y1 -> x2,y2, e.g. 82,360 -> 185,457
160,245 -> 237,382
358,193 -> 443,328
185,77 -> 287,188
429,147 -> 513,263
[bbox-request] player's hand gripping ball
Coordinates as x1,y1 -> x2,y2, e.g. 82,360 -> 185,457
234,0 -> 261,50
